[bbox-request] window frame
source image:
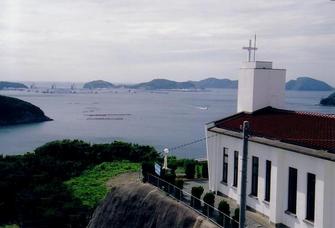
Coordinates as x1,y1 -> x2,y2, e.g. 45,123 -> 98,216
287,167 -> 298,214
250,156 -> 259,197
222,147 -> 228,184
306,173 -> 316,222
264,160 -> 271,202
233,151 -> 239,187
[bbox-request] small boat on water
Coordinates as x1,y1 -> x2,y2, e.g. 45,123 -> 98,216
196,106 -> 208,110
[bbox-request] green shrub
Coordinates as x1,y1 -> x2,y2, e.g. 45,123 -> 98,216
218,200 -> 230,215
232,208 -> 240,228
141,161 -> 155,182
233,208 -> 239,220
191,186 -> 204,208
175,179 -> 184,189
167,156 -> 178,171
202,162 -> 208,178
184,160 -> 196,179
174,179 -> 184,200
162,172 -> 176,185
203,192 -> 215,205
218,200 -> 231,226
202,192 -> 215,215
196,165 -> 201,178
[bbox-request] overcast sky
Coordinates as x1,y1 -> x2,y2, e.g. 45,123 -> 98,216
0,0 -> 334,84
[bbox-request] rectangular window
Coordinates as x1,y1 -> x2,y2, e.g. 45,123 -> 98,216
287,167 -> 298,214
264,160 -> 271,202
222,148 -> 228,183
251,156 -> 259,196
233,151 -> 239,187
306,173 -> 316,221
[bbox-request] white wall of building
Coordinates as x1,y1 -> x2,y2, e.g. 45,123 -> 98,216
206,131 -> 334,228
237,61 -> 286,113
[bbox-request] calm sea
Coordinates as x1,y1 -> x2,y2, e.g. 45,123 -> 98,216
0,89 -> 334,158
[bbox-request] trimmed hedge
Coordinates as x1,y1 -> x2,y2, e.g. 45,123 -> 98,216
184,160 -> 196,179
218,199 -> 231,226
191,186 -> 204,208
202,192 -> 215,215
202,162 -> 208,178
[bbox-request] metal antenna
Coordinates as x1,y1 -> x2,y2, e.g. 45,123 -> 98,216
242,37 -> 257,62
253,34 -> 257,61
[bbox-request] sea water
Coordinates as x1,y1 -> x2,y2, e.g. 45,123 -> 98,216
0,89 -> 334,158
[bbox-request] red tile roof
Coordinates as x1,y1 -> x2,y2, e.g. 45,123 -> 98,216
214,107 -> 335,153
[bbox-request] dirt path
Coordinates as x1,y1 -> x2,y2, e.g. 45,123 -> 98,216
106,171 -> 140,189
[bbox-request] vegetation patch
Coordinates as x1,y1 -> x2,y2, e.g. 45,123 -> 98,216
166,156 -> 207,179
0,140 -> 158,228
65,161 -> 140,208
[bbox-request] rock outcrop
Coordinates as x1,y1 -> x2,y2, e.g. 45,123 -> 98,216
88,182 -> 217,228
320,92 -> 335,106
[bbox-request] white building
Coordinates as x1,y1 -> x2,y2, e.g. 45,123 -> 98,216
206,57 -> 335,227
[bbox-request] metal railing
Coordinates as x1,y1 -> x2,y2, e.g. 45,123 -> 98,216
144,173 -> 239,228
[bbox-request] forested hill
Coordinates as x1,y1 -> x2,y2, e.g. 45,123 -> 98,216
83,80 -> 115,89
0,95 -> 52,126
286,77 -> 333,91
128,78 -> 237,90
129,79 -> 195,90
0,81 -> 28,90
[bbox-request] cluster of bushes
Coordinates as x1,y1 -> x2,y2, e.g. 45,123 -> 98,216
141,160 -> 186,201
163,156 -> 208,179
189,186 -> 240,227
0,140 -> 159,228
142,158 -> 240,227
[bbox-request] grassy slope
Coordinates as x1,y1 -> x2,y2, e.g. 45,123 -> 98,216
0,225 -> 19,228
65,161 -> 140,208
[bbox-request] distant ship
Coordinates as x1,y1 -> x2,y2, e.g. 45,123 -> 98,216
196,106 -> 208,110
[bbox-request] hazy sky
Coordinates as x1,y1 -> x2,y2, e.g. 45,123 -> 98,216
0,0 -> 334,84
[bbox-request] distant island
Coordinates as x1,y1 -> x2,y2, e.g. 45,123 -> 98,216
286,77 -> 333,91
0,95 -> 52,126
191,77 -> 238,89
83,76 -> 333,91
0,81 -> 28,90
128,79 -> 195,90
320,92 -> 335,106
83,80 -> 115,89
128,78 -> 238,90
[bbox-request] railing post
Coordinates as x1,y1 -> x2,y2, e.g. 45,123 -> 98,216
222,213 -> 225,227
207,204 -> 209,218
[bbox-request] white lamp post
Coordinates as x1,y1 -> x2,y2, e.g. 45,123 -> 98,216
163,148 -> 169,170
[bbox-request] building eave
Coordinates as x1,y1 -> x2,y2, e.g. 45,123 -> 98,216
208,127 -> 335,162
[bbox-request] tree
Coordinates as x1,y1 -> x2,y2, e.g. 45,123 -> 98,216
202,162 -> 208,178
184,160 -> 195,179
